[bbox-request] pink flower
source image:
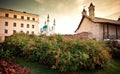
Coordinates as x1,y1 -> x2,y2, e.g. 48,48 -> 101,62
20,68 -> 25,74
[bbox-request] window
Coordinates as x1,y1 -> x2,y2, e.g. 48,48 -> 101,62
32,25 -> 34,28
14,15 -> 17,18
4,29 -> 8,33
5,14 -> 9,17
21,31 -> 23,33
21,23 -> 24,27
5,22 -> 8,26
32,31 -> 34,34
13,23 -> 16,27
27,24 -> 29,28
21,16 -> 24,19
27,31 -> 29,34
13,30 -> 16,34
27,17 -> 30,20
32,18 -> 35,21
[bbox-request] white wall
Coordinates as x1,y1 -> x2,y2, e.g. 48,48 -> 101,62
76,17 -> 100,40
0,8 -> 39,42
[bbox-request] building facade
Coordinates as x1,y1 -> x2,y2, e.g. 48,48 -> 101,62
0,8 -> 39,42
75,3 -> 120,40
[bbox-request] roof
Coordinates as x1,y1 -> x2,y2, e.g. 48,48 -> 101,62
43,25 -> 48,29
75,16 -> 120,32
89,3 -> 94,7
93,17 -> 120,25
0,8 -> 39,16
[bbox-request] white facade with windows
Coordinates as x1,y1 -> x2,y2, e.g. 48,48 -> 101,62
0,8 -> 39,42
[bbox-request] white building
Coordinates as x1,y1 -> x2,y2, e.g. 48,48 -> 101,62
0,8 -> 39,42
40,14 -> 56,36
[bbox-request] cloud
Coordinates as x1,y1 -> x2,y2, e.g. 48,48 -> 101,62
95,0 -> 120,19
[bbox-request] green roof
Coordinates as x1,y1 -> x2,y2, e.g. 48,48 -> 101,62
43,25 -> 48,29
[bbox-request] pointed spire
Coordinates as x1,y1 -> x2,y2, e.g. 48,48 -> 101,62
90,3 -> 94,7
53,18 -> 56,26
82,7 -> 87,16
47,14 -> 49,19
47,14 -> 49,22
44,21 -> 46,25
54,18 -> 55,22
88,2 -> 95,19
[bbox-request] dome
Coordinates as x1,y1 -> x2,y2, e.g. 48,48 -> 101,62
43,25 -> 48,29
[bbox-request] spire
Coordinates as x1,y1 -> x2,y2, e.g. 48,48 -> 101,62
82,6 -> 87,16
53,18 -> 56,26
90,3 -> 94,7
47,14 -> 49,19
88,3 -> 95,19
44,21 -> 46,25
47,14 -> 49,22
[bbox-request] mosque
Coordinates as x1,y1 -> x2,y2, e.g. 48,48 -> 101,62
40,14 -> 56,36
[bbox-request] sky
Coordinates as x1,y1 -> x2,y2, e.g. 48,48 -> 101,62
0,0 -> 120,34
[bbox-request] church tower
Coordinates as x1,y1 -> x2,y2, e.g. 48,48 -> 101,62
82,8 -> 87,16
88,3 -> 95,19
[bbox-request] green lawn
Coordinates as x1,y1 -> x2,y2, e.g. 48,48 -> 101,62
15,57 -> 120,74
15,57 -> 61,74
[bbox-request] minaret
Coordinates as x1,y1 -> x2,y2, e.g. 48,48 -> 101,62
53,18 -> 55,26
44,21 -> 46,25
82,8 -> 87,17
47,14 -> 49,25
47,14 -> 50,34
88,3 -> 95,19
53,18 -> 56,33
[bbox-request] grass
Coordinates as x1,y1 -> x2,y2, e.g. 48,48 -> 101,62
15,57 -> 120,74
78,59 -> 120,74
15,57 -> 61,74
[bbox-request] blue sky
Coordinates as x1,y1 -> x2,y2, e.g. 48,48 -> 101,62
0,0 -> 120,34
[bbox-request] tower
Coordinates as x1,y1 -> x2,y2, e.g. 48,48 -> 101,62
40,14 -> 56,36
47,14 -> 50,33
82,8 -> 87,16
47,14 -> 49,25
52,18 -> 56,33
88,3 -> 95,19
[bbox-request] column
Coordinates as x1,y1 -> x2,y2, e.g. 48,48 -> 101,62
116,25 -> 118,39
103,24 -> 105,40
107,24 -> 109,39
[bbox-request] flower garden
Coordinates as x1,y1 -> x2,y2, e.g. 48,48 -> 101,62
0,33 -> 120,74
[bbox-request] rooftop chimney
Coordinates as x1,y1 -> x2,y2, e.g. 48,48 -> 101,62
88,3 -> 95,19
118,16 -> 120,21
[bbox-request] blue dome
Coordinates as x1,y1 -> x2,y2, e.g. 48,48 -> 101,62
43,25 -> 48,29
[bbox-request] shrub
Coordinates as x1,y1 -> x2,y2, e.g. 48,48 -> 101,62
3,33 -> 111,72
105,41 -> 120,58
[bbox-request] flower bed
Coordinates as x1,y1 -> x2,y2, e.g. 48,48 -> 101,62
0,57 -> 30,74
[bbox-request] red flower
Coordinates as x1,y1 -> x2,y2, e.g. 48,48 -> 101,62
20,68 -> 25,74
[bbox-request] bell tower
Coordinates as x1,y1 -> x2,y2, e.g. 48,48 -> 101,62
88,3 -> 95,19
